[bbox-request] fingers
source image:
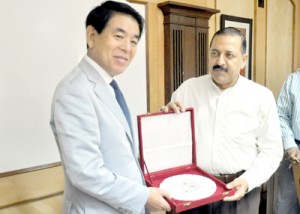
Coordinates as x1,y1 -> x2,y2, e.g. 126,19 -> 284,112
159,105 -> 169,112
289,158 -> 300,166
160,189 -> 171,199
161,198 -> 171,212
286,148 -> 300,164
160,102 -> 186,113
158,189 -> 171,211
286,147 -> 299,158
146,187 -> 171,212
223,177 -> 248,202
169,101 -> 185,113
296,150 -> 300,160
223,187 -> 245,201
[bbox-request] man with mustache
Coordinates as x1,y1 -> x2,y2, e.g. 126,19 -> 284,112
166,27 -> 283,213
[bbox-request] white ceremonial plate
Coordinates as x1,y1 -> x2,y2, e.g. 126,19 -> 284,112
160,174 -> 217,201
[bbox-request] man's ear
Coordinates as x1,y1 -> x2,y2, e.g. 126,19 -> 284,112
241,53 -> 248,69
86,25 -> 97,49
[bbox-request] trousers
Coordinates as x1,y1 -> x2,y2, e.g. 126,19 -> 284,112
275,149 -> 300,214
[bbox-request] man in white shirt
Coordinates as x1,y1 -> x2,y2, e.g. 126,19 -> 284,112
166,27 -> 283,214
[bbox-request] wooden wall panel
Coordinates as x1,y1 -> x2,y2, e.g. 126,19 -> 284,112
266,0 -> 294,98
292,0 -> 300,69
0,165 -> 64,210
0,194 -> 63,214
254,2 -> 267,85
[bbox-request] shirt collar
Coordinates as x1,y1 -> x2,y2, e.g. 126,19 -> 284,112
209,73 -> 241,93
84,55 -> 113,85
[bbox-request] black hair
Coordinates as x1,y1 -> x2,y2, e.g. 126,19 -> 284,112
85,0 -> 144,39
210,27 -> 247,54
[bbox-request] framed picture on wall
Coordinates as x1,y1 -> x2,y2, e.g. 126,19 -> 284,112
220,14 -> 253,80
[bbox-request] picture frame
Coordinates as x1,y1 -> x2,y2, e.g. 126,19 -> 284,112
220,14 -> 253,79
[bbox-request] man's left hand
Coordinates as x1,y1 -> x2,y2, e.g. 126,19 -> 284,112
223,177 -> 248,201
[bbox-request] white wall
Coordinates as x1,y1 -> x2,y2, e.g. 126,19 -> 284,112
0,0 -> 146,173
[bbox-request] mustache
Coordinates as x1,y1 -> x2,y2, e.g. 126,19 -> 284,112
213,65 -> 228,72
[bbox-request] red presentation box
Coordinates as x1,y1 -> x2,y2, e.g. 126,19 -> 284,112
137,108 -> 234,213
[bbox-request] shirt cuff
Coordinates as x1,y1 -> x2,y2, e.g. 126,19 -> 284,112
283,138 -> 297,150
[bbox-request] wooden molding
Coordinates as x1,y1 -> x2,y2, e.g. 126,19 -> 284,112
0,164 -> 64,209
0,162 -> 61,178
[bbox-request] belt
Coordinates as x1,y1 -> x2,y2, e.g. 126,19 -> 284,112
295,139 -> 300,144
214,170 -> 245,183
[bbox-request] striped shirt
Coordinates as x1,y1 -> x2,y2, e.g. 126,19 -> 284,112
277,69 -> 300,150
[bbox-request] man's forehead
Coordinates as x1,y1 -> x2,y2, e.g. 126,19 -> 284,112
106,14 -> 139,31
212,34 -> 242,44
210,35 -> 242,50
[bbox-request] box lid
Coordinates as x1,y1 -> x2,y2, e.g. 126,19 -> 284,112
138,108 -> 196,175
137,108 -> 234,212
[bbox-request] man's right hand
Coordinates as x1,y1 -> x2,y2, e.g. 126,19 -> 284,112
145,187 -> 171,212
285,147 -> 300,164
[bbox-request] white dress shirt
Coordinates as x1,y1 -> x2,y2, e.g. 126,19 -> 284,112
85,55 -> 113,86
171,74 -> 283,191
